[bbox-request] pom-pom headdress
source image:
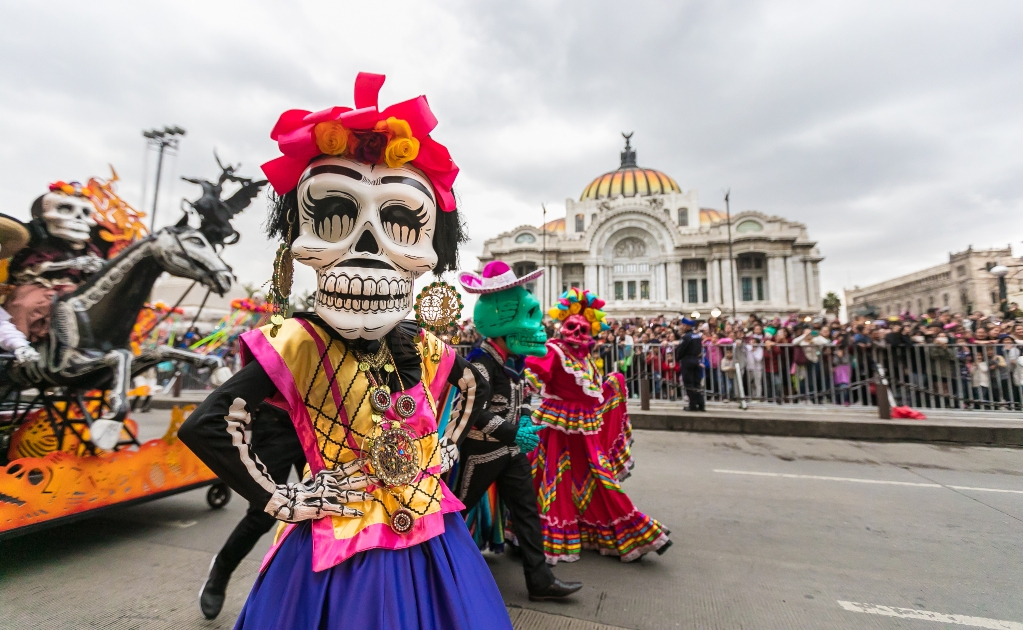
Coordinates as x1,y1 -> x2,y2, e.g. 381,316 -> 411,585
548,287 -> 610,336
261,72 -> 459,212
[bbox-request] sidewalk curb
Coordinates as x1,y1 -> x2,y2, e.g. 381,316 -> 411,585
628,411 -> 1023,447
149,393 -> 1023,447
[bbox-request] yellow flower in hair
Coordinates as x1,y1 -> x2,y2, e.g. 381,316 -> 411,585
591,322 -> 601,335
381,117 -> 420,168
568,302 -> 582,315
314,121 -> 349,156
583,308 -> 597,322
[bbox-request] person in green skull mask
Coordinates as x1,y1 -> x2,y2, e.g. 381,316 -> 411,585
455,261 -> 582,601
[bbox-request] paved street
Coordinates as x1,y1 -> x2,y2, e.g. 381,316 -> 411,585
2,411 -> 1022,629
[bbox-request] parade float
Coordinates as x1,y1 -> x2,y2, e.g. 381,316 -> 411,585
0,160 -> 265,538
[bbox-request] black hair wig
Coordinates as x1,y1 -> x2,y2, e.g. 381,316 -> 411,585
264,186 -> 468,275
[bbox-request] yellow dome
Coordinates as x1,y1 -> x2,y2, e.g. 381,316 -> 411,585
580,134 -> 681,201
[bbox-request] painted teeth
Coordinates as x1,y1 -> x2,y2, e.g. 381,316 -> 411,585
313,272 -> 413,312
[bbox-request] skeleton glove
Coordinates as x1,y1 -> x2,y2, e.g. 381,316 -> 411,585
514,417 -> 542,453
439,436 -> 458,474
13,346 -> 40,365
265,458 -> 372,523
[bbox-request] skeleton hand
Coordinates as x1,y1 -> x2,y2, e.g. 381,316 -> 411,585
439,436 -> 458,474
14,346 -> 40,365
264,458 -> 373,523
80,256 -> 105,273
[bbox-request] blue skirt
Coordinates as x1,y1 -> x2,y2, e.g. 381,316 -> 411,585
234,513 -> 512,630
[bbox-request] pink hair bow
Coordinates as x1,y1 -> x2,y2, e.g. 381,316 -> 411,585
261,72 -> 459,212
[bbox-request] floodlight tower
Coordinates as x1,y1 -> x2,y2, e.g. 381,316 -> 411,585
142,125 -> 186,230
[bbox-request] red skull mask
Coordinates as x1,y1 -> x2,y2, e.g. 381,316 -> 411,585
559,314 -> 594,353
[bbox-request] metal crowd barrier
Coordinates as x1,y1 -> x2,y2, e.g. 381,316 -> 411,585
601,341 -> 1023,412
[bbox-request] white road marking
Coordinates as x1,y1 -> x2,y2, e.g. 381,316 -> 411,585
838,601 -> 1023,630
714,470 -> 1023,494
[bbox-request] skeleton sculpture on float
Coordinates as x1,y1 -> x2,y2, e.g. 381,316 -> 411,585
2,182 -> 235,450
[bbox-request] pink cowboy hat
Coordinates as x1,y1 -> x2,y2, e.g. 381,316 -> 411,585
458,260 -> 544,295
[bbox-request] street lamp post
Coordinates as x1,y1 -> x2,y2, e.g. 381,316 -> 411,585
541,204 -> 547,314
725,189 -> 737,322
142,126 -> 186,231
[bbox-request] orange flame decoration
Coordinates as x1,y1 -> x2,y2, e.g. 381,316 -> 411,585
86,166 -> 147,258
0,406 -> 217,534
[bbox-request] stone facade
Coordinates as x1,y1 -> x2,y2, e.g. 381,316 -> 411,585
477,137 -> 824,318
845,246 -> 1016,317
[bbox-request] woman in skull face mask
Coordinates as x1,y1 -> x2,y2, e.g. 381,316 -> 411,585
179,73 -> 511,630
524,288 -> 671,565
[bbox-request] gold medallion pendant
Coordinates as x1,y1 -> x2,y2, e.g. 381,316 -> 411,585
369,424 -> 420,488
390,507 -> 415,534
369,386 -> 392,413
414,281 -> 463,334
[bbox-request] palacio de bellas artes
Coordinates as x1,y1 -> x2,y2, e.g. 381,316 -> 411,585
479,134 -> 824,318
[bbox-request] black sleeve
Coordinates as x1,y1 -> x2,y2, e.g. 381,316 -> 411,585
178,361 -> 284,508
440,354 -> 492,447
467,354 -> 519,446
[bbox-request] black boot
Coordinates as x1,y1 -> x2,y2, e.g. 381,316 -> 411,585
199,555 -> 231,619
528,577 -> 584,601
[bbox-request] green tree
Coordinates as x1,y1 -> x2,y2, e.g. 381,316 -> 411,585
822,291 -> 841,317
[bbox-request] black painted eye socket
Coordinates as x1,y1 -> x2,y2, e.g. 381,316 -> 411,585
380,203 -> 428,246
303,190 -> 359,243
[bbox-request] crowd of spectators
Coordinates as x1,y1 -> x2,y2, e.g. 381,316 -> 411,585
450,303 -> 1023,411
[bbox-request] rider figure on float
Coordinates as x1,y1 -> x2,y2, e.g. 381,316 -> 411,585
6,181 -> 104,344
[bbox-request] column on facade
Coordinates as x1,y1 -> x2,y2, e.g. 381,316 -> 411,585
720,257 -> 737,312
707,258 -> 719,306
545,264 -> 559,306
665,260 -> 680,306
811,261 -> 822,309
767,255 -> 786,308
802,260 -> 811,308
788,256 -> 806,308
657,262 -> 668,301
584,264 -> 598,293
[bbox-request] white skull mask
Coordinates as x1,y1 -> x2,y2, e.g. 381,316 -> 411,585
291,157 -> 439,340
40,192 -> 96,249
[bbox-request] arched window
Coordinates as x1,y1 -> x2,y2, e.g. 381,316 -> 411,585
575,214 -> 585,232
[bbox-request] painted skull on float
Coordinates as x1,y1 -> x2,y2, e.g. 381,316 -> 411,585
291,157 -> 437,339
34,184 -> 97,248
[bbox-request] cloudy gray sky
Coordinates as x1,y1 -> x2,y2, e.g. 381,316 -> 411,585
1,0 -> 1021,307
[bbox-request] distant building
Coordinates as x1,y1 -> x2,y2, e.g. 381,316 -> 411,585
845,246 -> 1016,317
477,135 -> 824,318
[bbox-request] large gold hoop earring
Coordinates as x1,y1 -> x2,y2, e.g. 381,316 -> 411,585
267,213 -> 295,337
